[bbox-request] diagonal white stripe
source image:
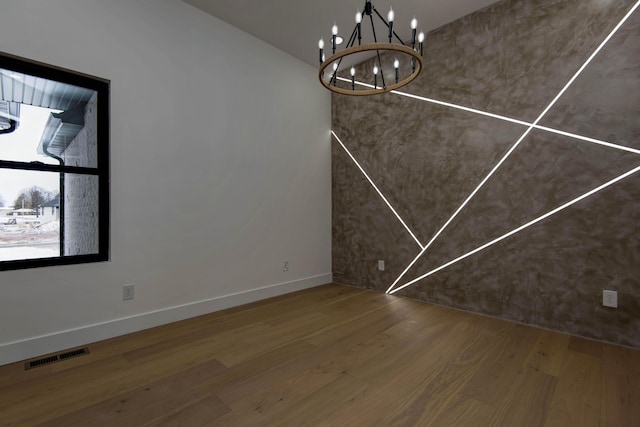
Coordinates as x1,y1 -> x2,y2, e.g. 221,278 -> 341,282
532,125 -> 640,155
531,0 -> 640,125
386,127 -> 533,293
389,89 -> 532,127
332,131 -> 425,249
388,87 -> 640,157
338,76 -> 640,157
390,164 -> 640,294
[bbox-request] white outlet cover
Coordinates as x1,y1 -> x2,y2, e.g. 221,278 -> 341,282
378,260 -> 385,271
603,289 -> 618,308
123,284 -> 135,301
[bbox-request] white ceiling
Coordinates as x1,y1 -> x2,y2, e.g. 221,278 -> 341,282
183,0 -> 499,67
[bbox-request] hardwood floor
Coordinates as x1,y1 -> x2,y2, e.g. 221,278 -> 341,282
1,284 -> 638,426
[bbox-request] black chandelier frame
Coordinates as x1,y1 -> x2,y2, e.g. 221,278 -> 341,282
318,0 -> 424,96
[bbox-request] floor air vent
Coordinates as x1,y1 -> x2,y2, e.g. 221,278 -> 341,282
25,347 -> 90,370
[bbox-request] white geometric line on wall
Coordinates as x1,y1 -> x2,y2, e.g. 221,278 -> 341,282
391,89 -> 640,156
385,0 -> 640,293
332,130 -> 425,249
332,83 -> 640,278
533,125 -> 640,156
337,76 -> 530,127
384,126 -> 534,293
389,164 -> 640,294
335,77 -> 640,156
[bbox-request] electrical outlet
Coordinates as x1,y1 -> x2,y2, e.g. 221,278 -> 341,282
123,284 -> 135,301
602,289 -> 617,308
283,261 -> 289,272
378,260 -> 385,271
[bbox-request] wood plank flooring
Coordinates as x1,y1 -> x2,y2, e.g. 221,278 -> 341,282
1,284 -> 638,426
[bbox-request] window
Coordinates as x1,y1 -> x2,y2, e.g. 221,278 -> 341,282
0,52 -> 109,270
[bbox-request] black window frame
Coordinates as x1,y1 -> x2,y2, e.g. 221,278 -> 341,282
0,51 -> 109,271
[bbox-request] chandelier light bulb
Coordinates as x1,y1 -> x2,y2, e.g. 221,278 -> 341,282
418,31 -> 425,43
350,66 -> 356,90
394,58 -> 399,83
332,62 -> 338,86
411,18 -> 418,48
373,65 -> 379,89
387,7 -> 394,42
318,38 -> 324,49
332,23 -> 338,35
356,8 -> 363,45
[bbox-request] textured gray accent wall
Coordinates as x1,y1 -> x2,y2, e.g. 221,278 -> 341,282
332,0 -> 640,347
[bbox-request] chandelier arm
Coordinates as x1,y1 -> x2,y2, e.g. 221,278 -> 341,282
330,50 -> 350,86
375,49 -> 386,89
369,9 -> 378,43
346,24 -> 358,49
367,10 -> 387,89
372,7 -> 406,45
329,27 -> 357,87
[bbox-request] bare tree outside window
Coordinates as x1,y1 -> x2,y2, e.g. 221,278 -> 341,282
12,186 -> 54,210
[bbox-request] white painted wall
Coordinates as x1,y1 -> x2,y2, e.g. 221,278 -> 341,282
0,0 -> 331,365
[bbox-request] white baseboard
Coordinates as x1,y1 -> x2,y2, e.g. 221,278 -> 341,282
0,273 -> 332,366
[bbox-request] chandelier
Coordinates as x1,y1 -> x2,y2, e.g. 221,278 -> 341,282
318,0 -> 424,96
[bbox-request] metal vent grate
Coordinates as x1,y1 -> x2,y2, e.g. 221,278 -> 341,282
25,347 -> 90,370
59,348 -> 89,360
